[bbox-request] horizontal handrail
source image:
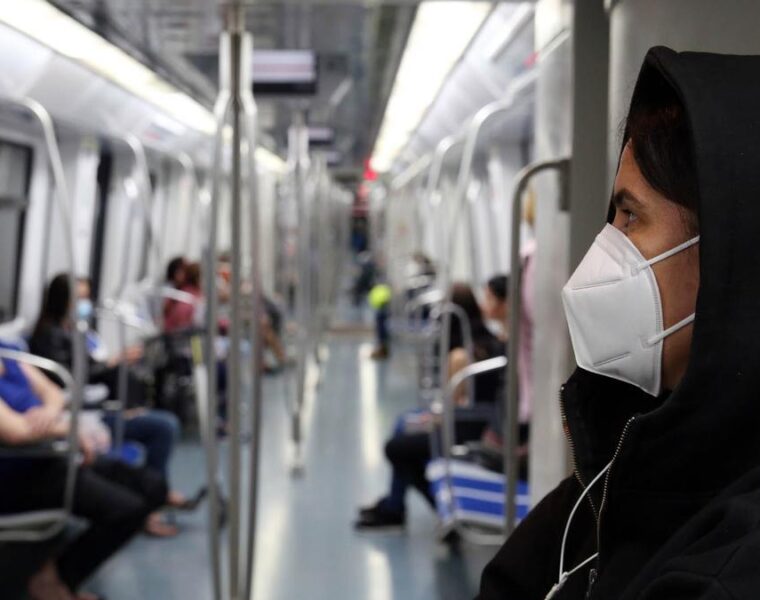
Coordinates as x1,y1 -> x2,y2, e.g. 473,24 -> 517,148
439,354 -> 509,546
140,285 -> 200,306
445,355 -> 507,396
0,347 -> 74,392
95,304 -> 154,333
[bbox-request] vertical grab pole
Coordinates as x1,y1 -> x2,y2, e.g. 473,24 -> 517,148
440,97 -> 517,408
204,80 -> 230,600
19,98 -> 85,521
111,191 -> 140,451
124,135 -> 162,288
240,30 -> 263,600
424,135 -> 463,410
222,3 -> 246,598
314,158 -> 329,346
452,98 -> 516,283
204,31 -> 232,597
423,134 -> 460,294
290,110 -> 310,471
505,158 -> 570,535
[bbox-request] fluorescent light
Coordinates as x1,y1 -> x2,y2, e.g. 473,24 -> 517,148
0,0 -> 215,135
370,1 -> 491,173
256,147 -> 287,174
0,0 -> 287,172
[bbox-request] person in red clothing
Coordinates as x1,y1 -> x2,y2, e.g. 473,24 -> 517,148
163,259 -> 201,333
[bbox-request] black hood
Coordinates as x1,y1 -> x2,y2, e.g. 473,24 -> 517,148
474,46 -> 760,600
607,46 -> 760,498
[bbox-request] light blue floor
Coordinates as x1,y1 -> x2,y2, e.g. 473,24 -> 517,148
88,331 -> 496,599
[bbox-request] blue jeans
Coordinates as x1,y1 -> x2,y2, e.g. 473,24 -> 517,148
381,408 -> 491,514
103,410 -> 180,479
376,307 -> 390,346
382,410 -> 429,514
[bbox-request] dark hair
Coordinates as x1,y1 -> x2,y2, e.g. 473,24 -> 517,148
185,262 -> 201,288
487,275 -> 509,302
451,283 -> 483,326
618,67 -> 699,233
33,273 -> 71,337
166,256 -> 186,283
449,283 -> 494,358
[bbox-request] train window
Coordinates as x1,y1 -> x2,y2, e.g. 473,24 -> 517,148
0,140 -> 33,322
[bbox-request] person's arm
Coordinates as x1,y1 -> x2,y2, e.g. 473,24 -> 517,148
448,347 -> 470,406
104,344 -> 144,368
21,363 -> 65,414
17,363 -> 69,438
0,399 -> 39,445
0,398 -> 67,445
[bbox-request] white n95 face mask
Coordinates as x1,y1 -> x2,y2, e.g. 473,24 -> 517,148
562,224 -> 699,396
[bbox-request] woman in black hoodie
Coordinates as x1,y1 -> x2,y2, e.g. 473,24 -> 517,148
476,47 -> 760,599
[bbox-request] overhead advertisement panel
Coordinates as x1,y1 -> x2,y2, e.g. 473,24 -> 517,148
308,126 -> 334,147
252,50 -> 318,96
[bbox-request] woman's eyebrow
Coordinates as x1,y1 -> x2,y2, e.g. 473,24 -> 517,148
613,188 -> 645,209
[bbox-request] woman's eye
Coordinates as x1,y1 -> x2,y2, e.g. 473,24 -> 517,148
623,209 -> 638,228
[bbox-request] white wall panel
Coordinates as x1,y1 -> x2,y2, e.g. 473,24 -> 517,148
46,134 -> 100,279
97,151 -> 148,349
486,143 -> 528,277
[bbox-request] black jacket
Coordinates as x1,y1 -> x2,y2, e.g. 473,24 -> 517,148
477,46 -> 760,599
29,322 -> 112,384
29,323 -> 146,407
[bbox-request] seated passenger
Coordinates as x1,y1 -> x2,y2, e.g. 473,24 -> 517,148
0,343 -> 166,600
29,275 -> 204,536
475,274 -> 531,455
355,278 -> 508,531
477,47 -> 760,599
404,252 -> 436,298
162,256 -> 188,331
164,261 -> 203,333
206,255 -> 288,372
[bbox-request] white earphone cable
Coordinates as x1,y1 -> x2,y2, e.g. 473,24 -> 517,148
546,460 -> 613,600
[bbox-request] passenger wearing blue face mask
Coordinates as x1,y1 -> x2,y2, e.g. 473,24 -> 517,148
30,275 -> 205,537
477,47 -> 760,600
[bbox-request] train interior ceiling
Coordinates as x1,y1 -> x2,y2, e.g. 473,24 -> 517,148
0,0 -> 758,599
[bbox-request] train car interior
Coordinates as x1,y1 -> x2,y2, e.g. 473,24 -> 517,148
1,1 -> 760,599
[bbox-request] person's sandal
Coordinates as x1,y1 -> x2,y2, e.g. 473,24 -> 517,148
144,513 -> 179,538
170,486 -> 208,511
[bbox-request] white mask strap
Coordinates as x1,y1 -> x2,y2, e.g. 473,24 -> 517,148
637,235 -> 700,273
647,313 -> 696,346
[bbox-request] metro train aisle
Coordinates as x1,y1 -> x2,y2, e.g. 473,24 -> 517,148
87,326 -> 494,600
